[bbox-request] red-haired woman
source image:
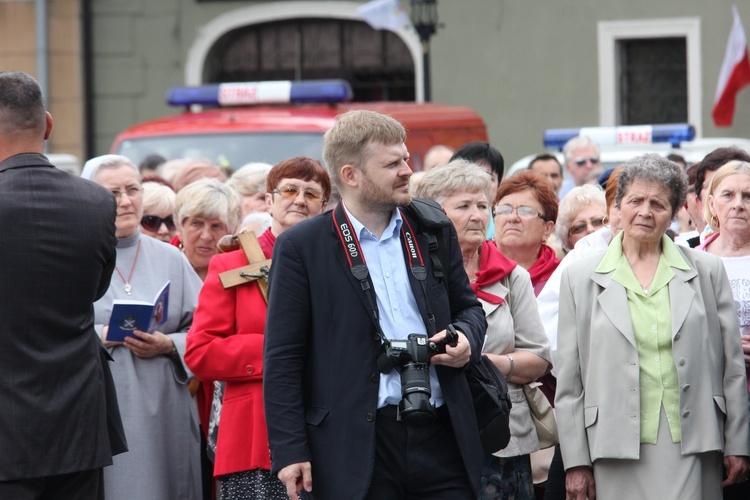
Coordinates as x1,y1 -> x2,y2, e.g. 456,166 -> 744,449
184,157 -> 331,499
493,171 -> 561,295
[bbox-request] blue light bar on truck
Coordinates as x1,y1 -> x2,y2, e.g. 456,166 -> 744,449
543,124 -> 696,150
166,79 -> 354,107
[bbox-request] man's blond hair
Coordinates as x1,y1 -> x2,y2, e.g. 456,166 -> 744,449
322,110 -> 406,186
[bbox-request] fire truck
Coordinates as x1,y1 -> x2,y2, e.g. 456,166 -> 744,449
110,80 -> 488,171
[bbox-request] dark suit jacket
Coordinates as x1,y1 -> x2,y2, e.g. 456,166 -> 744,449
264,206 -> 487,499
0,153 -> 123,480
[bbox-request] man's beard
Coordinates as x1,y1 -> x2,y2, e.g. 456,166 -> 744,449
358,170 -> 411,212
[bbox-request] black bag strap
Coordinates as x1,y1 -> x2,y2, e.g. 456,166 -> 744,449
402,198 -> 453,296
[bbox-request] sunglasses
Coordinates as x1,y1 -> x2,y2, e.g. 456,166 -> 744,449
494,204 -> 545,219
141,214 -> 176,232
272,184 -> 325,203
574,157 -> 600,167
569,217 -> 605,236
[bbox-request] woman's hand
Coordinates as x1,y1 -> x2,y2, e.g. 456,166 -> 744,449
123,330 -> 175,359
722,455 -> 750,487
741,334 -> 750,368
565,466 -> 596,500
100,326 -> 121,349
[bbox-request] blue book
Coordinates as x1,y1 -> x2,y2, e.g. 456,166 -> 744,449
107,281 -> 170,342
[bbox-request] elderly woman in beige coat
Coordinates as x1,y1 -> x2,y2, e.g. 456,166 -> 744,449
556,154 -> 750,500
416,160 -> 551,499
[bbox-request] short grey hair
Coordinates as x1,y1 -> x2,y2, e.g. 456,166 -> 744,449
227,162 -> 273,196
142,181 -> 176,215
615,153 -> 687,216
562,136 -> 600,163
82,154 -> 140,181
174,177 -> 242,233
413,159 -> 493,205
555,184 -> 606,250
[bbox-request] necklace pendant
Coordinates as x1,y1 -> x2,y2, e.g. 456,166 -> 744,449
124,283 -> 132,295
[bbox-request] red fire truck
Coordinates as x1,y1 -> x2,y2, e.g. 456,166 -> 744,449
110,80 -> 488,171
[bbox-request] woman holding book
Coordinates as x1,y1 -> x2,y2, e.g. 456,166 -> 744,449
82,154 -> 204,500
184,157 -> 331,499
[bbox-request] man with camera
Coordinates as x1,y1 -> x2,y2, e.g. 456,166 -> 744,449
264,110 -> 487,499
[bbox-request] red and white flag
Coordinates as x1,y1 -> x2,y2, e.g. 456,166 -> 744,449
713,5 -> 750,127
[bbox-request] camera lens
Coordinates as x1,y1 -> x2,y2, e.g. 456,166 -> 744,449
398,362 -> 436,425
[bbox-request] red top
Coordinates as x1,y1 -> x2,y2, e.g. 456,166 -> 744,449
184,234 -> 274,476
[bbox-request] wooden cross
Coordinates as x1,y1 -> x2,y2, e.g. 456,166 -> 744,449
218,231 -> 272,302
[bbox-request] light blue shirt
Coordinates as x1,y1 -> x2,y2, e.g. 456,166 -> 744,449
343,202 -> 445,408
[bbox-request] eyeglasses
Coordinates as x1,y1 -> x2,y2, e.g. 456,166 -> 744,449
573,157 -> 600,167
494,204 -> 545,219
569,217 -> 605,236
141,214 -> 176,232
272,184 -> 325,203
110,186 -> 143,200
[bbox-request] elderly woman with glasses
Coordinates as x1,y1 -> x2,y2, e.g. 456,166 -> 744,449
493,170 -> 561,295
140,181 -> 177,243
172,178 -> 243,281
415,160 -> 551,499
556,154 -> 749,500
555,185 -> 607,252
81,154 -> 204,500
185,157 -> 331,499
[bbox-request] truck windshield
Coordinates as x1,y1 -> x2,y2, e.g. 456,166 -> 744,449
116,132 -> 325,168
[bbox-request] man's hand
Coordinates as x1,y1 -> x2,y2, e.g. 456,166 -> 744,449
722,455 -> 750,487
566,466 -> 596,500
123,330 -> 174,359
278,461 -> 312,500
429,328 -> 471,368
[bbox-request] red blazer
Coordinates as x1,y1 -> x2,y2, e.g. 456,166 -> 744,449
185,248 -> 271,477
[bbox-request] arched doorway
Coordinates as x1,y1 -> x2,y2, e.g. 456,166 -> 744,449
203,18 -> 414,102
185,1 -> 423,102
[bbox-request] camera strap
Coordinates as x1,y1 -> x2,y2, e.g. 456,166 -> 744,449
332,203 -> 438,341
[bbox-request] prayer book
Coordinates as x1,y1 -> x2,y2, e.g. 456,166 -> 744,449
107,281 -> 170,342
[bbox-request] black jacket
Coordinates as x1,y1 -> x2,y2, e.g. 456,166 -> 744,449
264,202 -> 486,499
0,153 -> 124,480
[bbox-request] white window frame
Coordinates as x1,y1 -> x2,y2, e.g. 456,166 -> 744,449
185,1 -> 424,102
598,18 -> 702,136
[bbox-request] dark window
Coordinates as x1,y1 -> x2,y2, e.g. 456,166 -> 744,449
204,19 -> 415,101
617,37 -> 687,124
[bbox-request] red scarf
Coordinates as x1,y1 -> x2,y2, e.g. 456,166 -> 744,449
471,240 -> 517,304
527,244 -> 560,289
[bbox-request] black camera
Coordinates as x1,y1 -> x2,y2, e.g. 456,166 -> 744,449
377,325 -> 459,426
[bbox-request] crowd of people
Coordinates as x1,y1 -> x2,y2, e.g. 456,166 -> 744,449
2,70 -> 750,500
